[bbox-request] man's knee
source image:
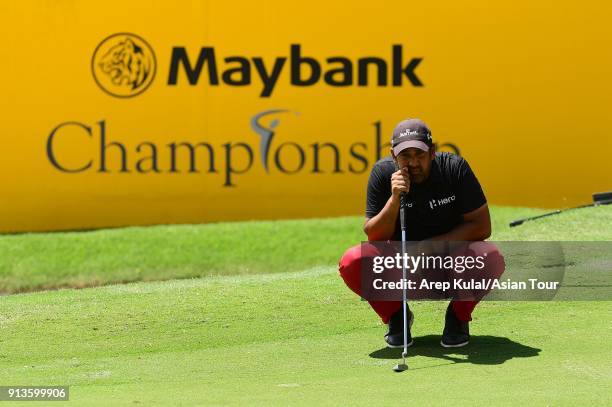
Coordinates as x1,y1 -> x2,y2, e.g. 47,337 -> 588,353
338,243 -> 382,293
469,241 -> 505,279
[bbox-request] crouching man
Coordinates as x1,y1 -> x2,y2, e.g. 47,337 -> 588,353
338,118 -> 504,348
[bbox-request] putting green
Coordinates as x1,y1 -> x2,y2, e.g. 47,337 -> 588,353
0,267 -> 610,405
0,205 -> 610,405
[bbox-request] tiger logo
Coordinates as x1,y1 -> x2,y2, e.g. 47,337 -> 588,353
92,33 -> 156,98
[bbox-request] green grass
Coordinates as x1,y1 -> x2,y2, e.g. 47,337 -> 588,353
1,205 -> 610,293
0,205 -> 610,405
0,216 -> 362,293
0,269 -> 610,405
490,205 -> 612,240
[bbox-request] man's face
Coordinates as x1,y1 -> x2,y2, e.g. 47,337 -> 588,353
392,147 -> 435,184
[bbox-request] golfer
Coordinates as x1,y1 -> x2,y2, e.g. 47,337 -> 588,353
339,118 -> 504,348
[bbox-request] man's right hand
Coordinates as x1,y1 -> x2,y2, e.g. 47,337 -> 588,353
391,167 -> 411,199
364,167 -> 410,241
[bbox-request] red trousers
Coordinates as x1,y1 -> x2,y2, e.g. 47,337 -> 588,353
338,242 -> 505,324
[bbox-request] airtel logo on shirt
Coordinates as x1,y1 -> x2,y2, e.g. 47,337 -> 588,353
428,195 -> 456,209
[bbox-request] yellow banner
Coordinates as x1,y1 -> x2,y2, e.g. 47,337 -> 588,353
1,1 -> 610,232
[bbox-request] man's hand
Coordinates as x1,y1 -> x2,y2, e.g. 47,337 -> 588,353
364,166 -> 409,241
391,167 -> 410,199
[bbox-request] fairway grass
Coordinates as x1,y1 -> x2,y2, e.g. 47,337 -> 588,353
1,205 -> 610,293
0,205 -> 610,405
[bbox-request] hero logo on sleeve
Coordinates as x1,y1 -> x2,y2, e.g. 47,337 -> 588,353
428,195 -> 456,210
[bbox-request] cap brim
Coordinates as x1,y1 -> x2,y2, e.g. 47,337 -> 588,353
393,140 -> 430,155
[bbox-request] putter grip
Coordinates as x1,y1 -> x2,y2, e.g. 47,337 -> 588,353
509,219 -> 524,227
400,192 -> 407,231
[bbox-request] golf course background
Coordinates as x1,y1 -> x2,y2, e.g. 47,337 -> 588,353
2,1 -> 612,233
2,1 -> 610,405
1,205 -> 610,405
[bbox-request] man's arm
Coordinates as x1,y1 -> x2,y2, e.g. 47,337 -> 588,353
363,168 -> 410,241
363,196 -> 400,241
430,203 -> 491,241
429,156 -> 490,241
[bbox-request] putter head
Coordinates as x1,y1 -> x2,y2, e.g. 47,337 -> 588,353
593,191 -> 612,205
393,363 -> 408,372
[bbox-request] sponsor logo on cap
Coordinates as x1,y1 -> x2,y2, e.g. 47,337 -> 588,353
399,129 -> 419,138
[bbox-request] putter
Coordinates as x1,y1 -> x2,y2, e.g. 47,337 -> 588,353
393,192 -> 409,373
509,191 -> 612,227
